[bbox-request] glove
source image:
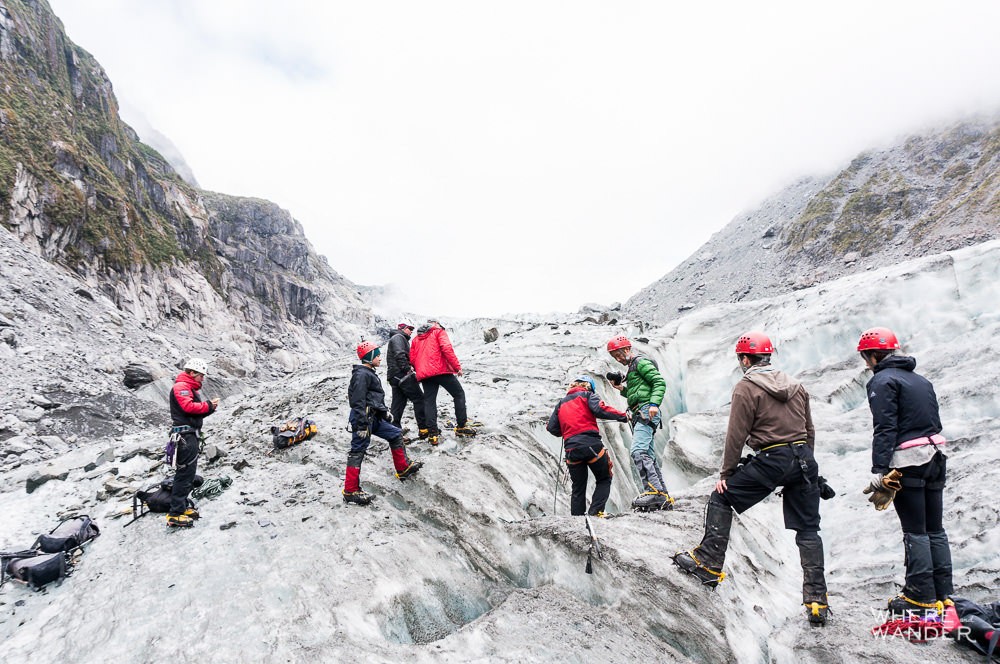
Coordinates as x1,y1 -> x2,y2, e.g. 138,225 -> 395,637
868,471 -> 902,492
818,476 -> 836,500
605,371 -> 623,386
862,469 -> 902,510
353,421 -> 371,438
381,411 -> 393,422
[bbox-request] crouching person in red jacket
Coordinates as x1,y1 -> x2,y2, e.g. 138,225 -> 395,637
343,341 -> 423,506
167,357 -> 219,528
547,376 -> 628,516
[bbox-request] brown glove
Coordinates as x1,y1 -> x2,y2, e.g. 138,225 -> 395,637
862,469 -> 903,511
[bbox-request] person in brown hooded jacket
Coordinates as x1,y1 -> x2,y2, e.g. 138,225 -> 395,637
673,332 -> 830,626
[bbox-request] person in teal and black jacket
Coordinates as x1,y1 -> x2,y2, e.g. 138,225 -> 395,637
606,336 -> 674,511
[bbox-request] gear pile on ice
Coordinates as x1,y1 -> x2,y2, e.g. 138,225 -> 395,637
1,515 -> 100,590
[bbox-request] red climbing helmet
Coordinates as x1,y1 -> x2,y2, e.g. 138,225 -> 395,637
606,336 -> 631,352
735,331 -> 774,355
857,327 -> 900,352
356,340 -> 380,360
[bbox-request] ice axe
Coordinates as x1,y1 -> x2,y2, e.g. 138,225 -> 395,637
584,514 -> 603,574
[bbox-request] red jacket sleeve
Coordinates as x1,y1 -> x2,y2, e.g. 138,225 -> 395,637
437,329 -> 462,373
173,382 -> 212,415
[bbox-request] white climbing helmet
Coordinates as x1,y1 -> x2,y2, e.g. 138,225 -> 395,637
184,357 -> 209,376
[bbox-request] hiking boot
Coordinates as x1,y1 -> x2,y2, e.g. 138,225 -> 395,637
804,601 -> 830,626
631,492 -> 673,512
418,428 -> 430,440
887,595 -> 942,619
395,460 -> 423,481
342,489 -> 374,506
673,550 -> 726,588
166,513 -> 195,528
183,508 -> 200,520
454,425 -> 478,437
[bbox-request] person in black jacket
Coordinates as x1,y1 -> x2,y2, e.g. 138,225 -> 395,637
857,327 -> 953,617
547,376 -> 628,516
343,341 -> 423,506
386,319 -> 429,438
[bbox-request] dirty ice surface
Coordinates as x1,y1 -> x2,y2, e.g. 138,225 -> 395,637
2,241 -> 999,662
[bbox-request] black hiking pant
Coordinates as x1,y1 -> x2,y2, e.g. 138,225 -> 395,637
421,374 -> 467,432
893,452 -> 953,602
694,444 -> 828,603
389,373 -> 427,430
566,445 -> 613,516
168,431 -> 200,516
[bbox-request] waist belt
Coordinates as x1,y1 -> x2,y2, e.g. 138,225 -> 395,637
757,441 -> 812,487
566,447 -> 607,466
758,440 -> 807,453
170,425 -> 196,434
896,433 -> 946,451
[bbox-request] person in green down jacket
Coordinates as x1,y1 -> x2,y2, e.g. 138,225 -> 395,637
606,336 -> 674,511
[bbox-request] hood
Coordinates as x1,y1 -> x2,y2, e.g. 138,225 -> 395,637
389,328 -> 409,340
352,364 -> 377,377
743,367 -> 800,402
874,354 -> 917,373
566,386 -> 590,396
416,323 -> 436,337
174,372 -> 202,389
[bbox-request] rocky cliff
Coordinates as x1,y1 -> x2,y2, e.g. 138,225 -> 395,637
626,116 -> 1000,324
0,0 -> 372,375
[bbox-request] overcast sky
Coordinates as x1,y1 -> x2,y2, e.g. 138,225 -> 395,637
47,1 -> 1000,319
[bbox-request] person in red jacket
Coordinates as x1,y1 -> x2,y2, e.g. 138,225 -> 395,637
547,376 -> 628,516
410,319 -> 474,443
167,357 -> 218,528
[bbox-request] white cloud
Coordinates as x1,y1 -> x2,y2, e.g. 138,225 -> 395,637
49,0 -> 1000,316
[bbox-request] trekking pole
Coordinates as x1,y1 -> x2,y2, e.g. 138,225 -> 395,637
553,447 -> 563,515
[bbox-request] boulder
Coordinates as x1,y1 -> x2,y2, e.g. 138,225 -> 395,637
29,394 -> 58,409
123,363 -> 156,388
204,444 -> 225,462
38,435 -> 68,453
26,468 -> 70,493
16,406 -> 44,423
4,436 -> 33,455
483,327 -> 499,343
102,478 -> 132,495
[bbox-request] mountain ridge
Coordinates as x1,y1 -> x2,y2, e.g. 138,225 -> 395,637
625,115 -> 1000,324
1,0 -> 371,373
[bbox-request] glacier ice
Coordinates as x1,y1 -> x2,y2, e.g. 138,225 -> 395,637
1,241 -> 998,662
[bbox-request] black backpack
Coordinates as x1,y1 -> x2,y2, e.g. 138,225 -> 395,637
128,476 -> 203,525
271,417 -> 318,449
2,551 -> 67,589
1,515 -> 100,590
33,515 -> 100,554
